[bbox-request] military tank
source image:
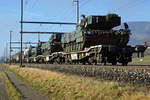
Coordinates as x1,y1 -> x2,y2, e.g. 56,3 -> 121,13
24,34 -> 64,63
23,14 -> 147,66
60,14 -> 147,65
61,14 -> 129,52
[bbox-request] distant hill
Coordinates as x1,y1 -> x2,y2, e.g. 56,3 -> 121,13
115,22 -> 150,46
145,47 -> 150,56
128,22 -> 150,45
115,22 -> 150,57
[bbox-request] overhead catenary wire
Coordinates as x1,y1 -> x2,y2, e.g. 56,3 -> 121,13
23,0 -> 76,33
24,0 -> 39,11
24,0 -> 54,22
114,0 -> 147,12
61,0 -> 78,23
30,0 -> 40,10
79,0 -> 94,16
80,0 -> 87,5
80,0 -> 91,7
19,0 -> 95,66
58,6 -> 75,21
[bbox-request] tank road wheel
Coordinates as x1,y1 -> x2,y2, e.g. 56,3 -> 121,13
101,57 -> 107,66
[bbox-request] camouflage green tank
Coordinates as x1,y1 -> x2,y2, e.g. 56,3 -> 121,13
40,34 -> 63,56
61,14 -> 130,52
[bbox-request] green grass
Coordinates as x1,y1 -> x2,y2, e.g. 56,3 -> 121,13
132,56 -> 150,63
0,72 -> 22,100
7,65 -> 150,100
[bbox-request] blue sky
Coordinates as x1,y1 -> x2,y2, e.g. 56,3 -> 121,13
0,0 -> 150,57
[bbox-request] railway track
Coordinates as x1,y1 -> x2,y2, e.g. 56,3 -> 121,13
11,62 -> 150,71
22,63 -> 150,69
10,63 -> 148,87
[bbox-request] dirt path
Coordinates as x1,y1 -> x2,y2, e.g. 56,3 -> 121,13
6,70 -> 49,100
0,64 -> 49,100
0,77 -> 9,100
5,68 -> 49,100
0,64 -> 9,100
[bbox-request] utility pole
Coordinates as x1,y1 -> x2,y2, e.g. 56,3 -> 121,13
38,33 -> 40,42
20,0 -> 23,67
74,0 -> 79,24
4,48 -> 6,63
10,31 -> 12,65
6,43 -> 8,63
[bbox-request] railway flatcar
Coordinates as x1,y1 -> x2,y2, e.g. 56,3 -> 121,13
22,14 -> 147,66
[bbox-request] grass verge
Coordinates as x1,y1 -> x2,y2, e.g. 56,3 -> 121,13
7,65 -> 150,100
0,72 -> 22,100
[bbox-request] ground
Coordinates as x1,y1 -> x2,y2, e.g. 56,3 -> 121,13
5,64 -> 150,100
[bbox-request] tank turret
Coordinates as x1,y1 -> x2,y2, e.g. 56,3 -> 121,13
78,14 -> 121,30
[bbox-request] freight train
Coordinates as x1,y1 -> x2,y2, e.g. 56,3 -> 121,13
12,14 -> 148,66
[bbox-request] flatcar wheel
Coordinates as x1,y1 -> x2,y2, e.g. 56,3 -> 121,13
87,61 -> 92,65
101,57 -> 107,66
101,62 -> 106,66
93,60 -> 97,65
82,62 -> 86,65
122,62 -> 128,66
112,62 -> 117,65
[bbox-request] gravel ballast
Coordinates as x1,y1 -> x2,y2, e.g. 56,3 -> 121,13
25,64 -> 150,86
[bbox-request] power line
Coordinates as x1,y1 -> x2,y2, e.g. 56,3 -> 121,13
25,0 -> 28,6
24,0 -> 76,28
21,21 -> 76,25
10,31 -> 12,64
114,0 -> 147,12
24,0 -> 76,27
19,0 -> 78,66
80,0 -> 90,7
73,0 -> 79,23
61,6 -> 75,21
31,0 -> 39,10
22,31 -> 66,34
20,0 -> 24,67
24,0 -> 39,10
80,0 -> 87,4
